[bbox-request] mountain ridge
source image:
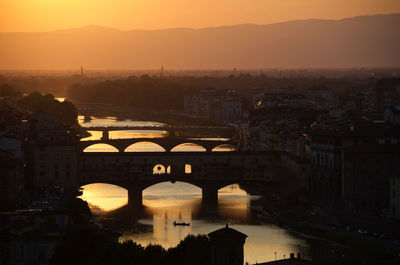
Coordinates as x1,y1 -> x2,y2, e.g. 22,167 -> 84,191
1,13 -> 399,69
2,13 -> 399,33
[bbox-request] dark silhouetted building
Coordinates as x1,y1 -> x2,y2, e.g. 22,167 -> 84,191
208,224 -> 247,265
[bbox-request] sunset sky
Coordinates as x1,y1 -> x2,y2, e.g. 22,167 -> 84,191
1,0 -> 399,32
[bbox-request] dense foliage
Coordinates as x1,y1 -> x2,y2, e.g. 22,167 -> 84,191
50,228 -> 211,265
0,193 -> 16,212
65,198 -> 92,224
67,74 -> 276,111
18,92 -> 78,125
67,74 -> 367,112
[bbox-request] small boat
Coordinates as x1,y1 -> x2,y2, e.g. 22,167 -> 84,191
173,221 -> 190,226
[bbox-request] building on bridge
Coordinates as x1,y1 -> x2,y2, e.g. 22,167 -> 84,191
80,151 -> 281,206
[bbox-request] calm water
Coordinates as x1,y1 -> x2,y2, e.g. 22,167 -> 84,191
78,116 -> 310,264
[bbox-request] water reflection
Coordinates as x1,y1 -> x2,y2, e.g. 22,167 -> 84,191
81,131 -> 103,141
78,115 -> 166,127
125,142 -> 166,152
79,183 -> 128,211
171,143 -> 206,152
83,143 -> 119,152
212,144 -> 236,152
109,130 -> 168,139
79,182 -> 309,264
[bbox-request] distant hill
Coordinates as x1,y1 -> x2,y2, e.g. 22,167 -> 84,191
1,14 -> 399,69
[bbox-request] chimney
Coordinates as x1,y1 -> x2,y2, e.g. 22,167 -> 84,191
290,253 -> 295,259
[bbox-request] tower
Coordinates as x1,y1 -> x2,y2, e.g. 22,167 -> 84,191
81,66 -> 84,79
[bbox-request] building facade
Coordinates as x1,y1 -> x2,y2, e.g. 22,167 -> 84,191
184,88 -> 242,123
342,144 -> 400,215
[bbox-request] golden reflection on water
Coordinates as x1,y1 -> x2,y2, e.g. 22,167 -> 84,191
109,130 -> 168,139
171,143 -> 206,152
82,141 -> 233,152
212,144 -> 235,152
125,142 -> 166,152
80,182 -> 308,264
81,131 -> 103,141
78,115 -> 166,127
78,183 -> 128,211
83,143 -> 119,152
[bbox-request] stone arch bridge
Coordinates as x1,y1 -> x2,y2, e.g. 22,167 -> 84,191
79,137 -> 239,153
79,151 -> 281,206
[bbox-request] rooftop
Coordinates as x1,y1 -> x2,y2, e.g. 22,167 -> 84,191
208,224 -> 247,241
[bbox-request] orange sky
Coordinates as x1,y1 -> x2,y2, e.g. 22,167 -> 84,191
0,0 -> 399,32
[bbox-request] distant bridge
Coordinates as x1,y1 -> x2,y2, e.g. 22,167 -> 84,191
79,151 -> 281,206
79,136 -> 239,153
83,125 -> 234,132
82,125 -> 237,140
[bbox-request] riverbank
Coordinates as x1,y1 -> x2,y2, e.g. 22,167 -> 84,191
74,100 -> 228,127
256,198 -> 400,264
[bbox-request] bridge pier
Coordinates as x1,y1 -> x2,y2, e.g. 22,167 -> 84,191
101,130 -> 109,140
128,186 -> 143,207
202,186 -> 218,205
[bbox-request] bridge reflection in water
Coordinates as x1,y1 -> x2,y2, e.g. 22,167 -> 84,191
79,182 -> 307,265
79,182 -> 249,212
79,182 -> 253,249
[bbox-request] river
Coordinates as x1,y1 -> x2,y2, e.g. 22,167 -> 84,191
77,115 -> 310,264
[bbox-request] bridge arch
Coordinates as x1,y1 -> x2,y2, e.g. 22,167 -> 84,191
125,141 -> 166,152
83,143 -> 119,152
217,183 -> 248,195
212,144 -> 236,152
142,181 -> 202,193
171,143 -> 206,152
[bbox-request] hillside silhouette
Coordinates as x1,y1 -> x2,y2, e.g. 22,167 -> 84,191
1,14 -> 399,69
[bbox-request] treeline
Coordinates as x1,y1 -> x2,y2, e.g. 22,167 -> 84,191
50,228 -> 210,265
19,92 -> 77,125
67,74 -> 371,111
68,75 -> 188,111
67,74 -> 278,111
